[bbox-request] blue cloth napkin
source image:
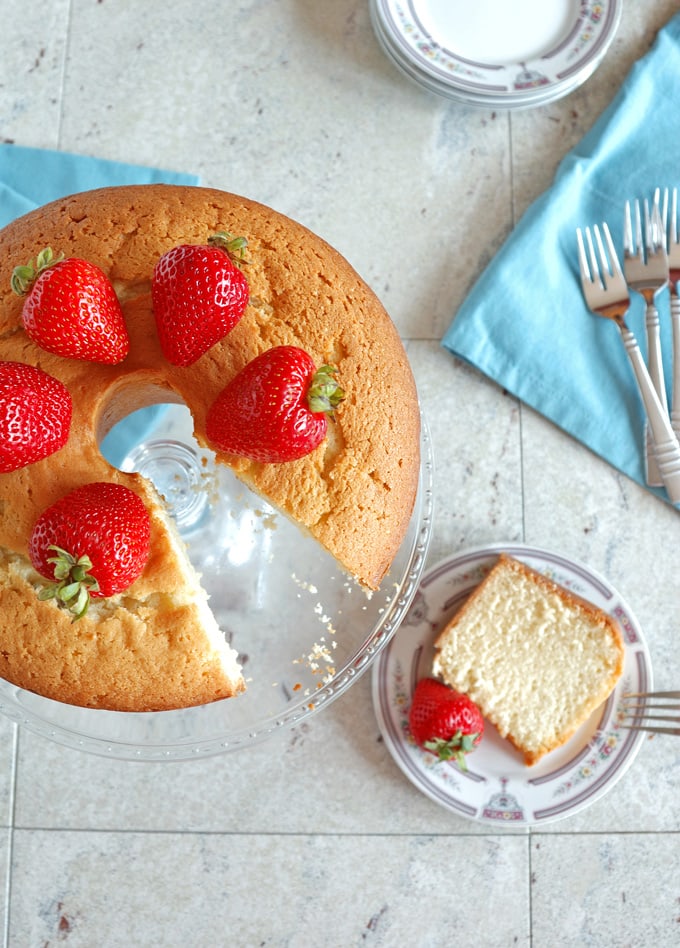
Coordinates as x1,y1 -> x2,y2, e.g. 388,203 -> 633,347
0,144 -> 199,467
442,12 -> 680,504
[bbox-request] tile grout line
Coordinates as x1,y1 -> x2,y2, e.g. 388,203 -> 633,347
527,830 -> 534,948
507,113 -> 528,547
4,0 -> 73,938
4,0 -> 76,936
510,107 -> 532,948
5,825 -> 679,838
509,113 -> 528,547
3,724 -> 19,948
55,0 -> 74,149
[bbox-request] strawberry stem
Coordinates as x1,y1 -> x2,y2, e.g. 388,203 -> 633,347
423,731 -> 480,770
11,247 -> 65,296
208,232 -> 249,268
36,545 -> 100,621
307,365 -> 344,415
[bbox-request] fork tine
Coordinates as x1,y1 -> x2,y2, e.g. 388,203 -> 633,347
588,227 -> 603,285
600,222 -> 625,281
623,691 -> 680,699
634,199 -> 644,260
629,714 -> 680,724
619,724 -> 680,735
644,198 -> 652,251
576,227 -> 591,283
624,704 -> 679,713
661,187 -> 669,244
659,187 -> 678,247
579,225 -> 604,288
623,200 -> 634,256
649,193 -> 664,251
593,224 -> 610,280
620,686 -> 680,736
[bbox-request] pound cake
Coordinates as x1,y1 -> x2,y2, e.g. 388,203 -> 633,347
432,554 -> 624,765
0,184 -> 420,711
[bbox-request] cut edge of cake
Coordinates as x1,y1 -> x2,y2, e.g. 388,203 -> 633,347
432,554 -> 625,766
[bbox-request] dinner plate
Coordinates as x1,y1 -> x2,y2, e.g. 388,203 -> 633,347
371,0 -> 622,109
372,543 -> 652,826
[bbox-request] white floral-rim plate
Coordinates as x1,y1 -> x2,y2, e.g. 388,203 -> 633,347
371,543 -> 652,826
374,0 -> 621,100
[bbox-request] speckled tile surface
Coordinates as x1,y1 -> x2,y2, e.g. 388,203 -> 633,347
10,829 -> 529,947
531,833 -> 680,946
1,1 -> 680,945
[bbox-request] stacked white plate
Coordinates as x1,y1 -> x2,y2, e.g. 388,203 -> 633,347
370,0 -> 622,110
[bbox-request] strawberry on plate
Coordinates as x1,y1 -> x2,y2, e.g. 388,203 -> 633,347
206,344 -> 344,463
29,482 -> 151,619
12,247 -> 129,364
408,677 -> 484,769
0,361 -> 72,472
152,232 -> 250,366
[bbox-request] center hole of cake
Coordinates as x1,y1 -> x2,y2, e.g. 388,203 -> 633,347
122,440 -> 210,533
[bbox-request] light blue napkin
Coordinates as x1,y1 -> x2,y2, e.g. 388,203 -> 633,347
0,144 -> 199,467
442,12 -> 680,504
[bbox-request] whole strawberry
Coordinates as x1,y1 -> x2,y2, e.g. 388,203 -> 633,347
152,232 -> 249,366
29,482 -> 151,618
408,677 -> 484,769
206,345 -> 344,463
0,361 -> 72,472
12,247 -> 129,364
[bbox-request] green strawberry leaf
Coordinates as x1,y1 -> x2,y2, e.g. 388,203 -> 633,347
208,232 -> 249,268
423,730 -> 481,771
37,545 -> 100,621
307,365 -> 345,415
11,247 -> 64,296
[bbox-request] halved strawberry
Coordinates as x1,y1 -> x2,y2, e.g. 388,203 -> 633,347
152,232 -> 249,366
206,345 -> 344,463
29,482 -> 151,618
0,361 -> 72,472
12,247 -> 129,364
408,677 -> 484,769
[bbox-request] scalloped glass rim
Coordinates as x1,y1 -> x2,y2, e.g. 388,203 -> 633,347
0,413 -> 434,760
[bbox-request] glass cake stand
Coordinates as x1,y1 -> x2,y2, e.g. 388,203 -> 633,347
0,405 -> 433,759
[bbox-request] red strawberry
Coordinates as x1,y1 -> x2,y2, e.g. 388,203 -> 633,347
408,678 -> 484,769
29,482 -> 151,618
0,361 -> 72,472
206,345 -> 344,463
12,247 -> 129,364
152,232 -> 249,366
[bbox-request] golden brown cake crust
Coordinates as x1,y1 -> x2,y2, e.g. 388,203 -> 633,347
0,184 -> 420,710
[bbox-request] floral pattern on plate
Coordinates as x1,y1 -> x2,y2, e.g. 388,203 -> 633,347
371,543 -> 652,826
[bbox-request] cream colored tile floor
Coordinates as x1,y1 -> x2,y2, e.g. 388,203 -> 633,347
2,1 -> 680,944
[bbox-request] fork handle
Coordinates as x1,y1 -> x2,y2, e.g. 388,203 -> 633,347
621,326 -> 680,505
670,288 -> 680,442
644,301 -> 667,487
645,301 -> 668,410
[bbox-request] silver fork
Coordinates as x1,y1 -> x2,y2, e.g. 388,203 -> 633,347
576,222 -> 680,505
623,195 -> 669,486
620,691 -> 680,736
661,187 -> 680,443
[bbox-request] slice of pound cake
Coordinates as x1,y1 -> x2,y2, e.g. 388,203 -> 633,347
432,554 -> 625,765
